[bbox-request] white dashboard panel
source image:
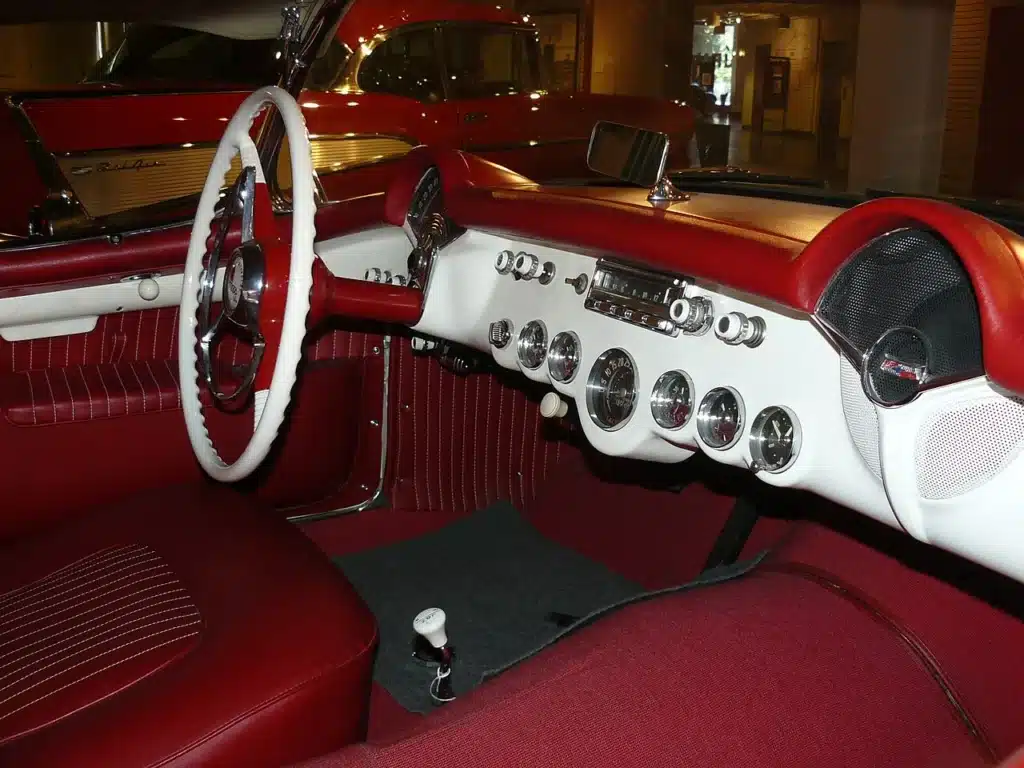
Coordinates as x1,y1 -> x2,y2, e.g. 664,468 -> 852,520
876,376 -> 1024,581
414,230 -> 897,528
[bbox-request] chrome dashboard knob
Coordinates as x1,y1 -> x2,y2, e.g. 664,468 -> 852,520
389,274 -> 407,287
488,319 -> 513,349
715,312 -> 766,347
513,252 -> 541,280
364,267 -> 383,283
669,296 -> 714,334
495,250 -> 515,275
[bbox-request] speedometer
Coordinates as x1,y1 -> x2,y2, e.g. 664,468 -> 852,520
586,349 -> 638,431
406,166 -> 442,235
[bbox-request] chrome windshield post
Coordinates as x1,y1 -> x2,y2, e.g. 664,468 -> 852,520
256,0 -> 351,211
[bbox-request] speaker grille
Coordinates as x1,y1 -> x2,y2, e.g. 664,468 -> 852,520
817,228 -> 982,382
915,396 -> 1024,500
840,357 -> 881,478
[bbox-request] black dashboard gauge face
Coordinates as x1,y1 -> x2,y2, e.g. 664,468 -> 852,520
696,387 -> 744,450
517,320 -> 548,370
651,370 -> 694,430
405,167 -> 443,289
586,348 -> 639,431
548,332 -> 581,383
749,406 -> 801,473
406,166 -> 442,237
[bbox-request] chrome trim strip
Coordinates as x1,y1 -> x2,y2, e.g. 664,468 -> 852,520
286,333 -> 392,523
467,137 -> 589,153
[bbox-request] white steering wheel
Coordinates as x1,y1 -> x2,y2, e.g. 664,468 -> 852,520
178,86 -> 316,483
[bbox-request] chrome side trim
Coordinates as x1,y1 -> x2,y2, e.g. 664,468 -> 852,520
286,333 -> 392,523
466,136 -> 589,153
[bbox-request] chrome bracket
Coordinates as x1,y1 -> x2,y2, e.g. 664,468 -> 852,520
647,175 -> 690,204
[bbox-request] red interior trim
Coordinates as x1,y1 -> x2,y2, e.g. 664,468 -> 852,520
309,258 -> 423,327
762,561 -> 996,763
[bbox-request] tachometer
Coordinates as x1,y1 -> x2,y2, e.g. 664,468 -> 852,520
650,370 -> 694,430
548,331 -> 581,383
586,349 -> 638,431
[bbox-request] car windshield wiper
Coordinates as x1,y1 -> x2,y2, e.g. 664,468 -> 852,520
669,166 -> 828,188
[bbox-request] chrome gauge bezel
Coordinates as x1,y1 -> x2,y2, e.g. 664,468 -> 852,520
517,320 -> 548,370
650,370 -> 694,431
548,331 -> 582,383
696,387 -> 745,450
749,405 -> 802,474
586,348 -> 639,432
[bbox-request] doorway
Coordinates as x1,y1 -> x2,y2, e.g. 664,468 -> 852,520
974,5 -> 1024,200
818,41 -> 847,173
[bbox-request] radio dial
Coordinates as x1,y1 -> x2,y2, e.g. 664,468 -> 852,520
669,296 -> 713,334
514,252 -> 541,280
716,312 -> 766,347
495,250 -> 515,275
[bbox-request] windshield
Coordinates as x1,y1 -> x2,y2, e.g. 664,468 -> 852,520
85,24 -> 283,87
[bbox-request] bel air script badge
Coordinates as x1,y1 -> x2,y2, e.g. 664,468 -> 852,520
70,158 -> 165,176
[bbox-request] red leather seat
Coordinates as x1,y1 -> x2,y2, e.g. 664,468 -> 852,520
0,484 -> 377,767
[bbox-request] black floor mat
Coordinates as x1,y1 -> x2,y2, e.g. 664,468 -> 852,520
335,501 -> 643,713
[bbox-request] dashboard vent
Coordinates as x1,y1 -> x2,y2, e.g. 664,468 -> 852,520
816,228 -> 982,385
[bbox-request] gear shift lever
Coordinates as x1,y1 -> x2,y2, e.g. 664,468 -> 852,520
413,608 -> 456,704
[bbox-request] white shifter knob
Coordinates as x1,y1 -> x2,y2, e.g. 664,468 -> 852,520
413,607 -> 448,649
540,392 -> 569,419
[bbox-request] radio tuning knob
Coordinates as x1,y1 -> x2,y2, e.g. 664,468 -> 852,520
669,296 -> 713,334
513,252 -> 541,280
488,319 -> 513,349
495,250 -> 515,275
715,312 -> 766,347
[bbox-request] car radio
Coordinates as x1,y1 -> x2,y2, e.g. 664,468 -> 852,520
584,259 -> 693,336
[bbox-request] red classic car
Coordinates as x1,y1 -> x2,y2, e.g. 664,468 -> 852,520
0,0 -> 694,240
0,1 -> 1023,767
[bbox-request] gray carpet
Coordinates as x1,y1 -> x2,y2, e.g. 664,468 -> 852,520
335,501 -> 643,713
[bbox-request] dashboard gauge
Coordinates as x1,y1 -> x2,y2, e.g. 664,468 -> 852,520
749,406 -> 801,473
517,320 -> 548,370
406,166 -> 442,237
586,348 -> 638,431
548,331 -> 581,383
696,387 -> 745,450
650,371 -> 694,430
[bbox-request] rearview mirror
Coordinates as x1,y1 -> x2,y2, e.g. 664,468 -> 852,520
586,121 -> 670,188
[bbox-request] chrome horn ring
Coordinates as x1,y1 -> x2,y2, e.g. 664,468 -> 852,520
197,165 -> 267,402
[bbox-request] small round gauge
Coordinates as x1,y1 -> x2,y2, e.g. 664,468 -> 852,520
517,320 -> 548,370
586,348 -> 638,431
749,406 -> 802,473
548,331 -> 581,383
650,371 -> 694,430
696,387 -> 745,450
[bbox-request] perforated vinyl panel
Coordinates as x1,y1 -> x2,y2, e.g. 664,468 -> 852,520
817,228 -> 982,381
915,395 -> 1024,500
840,357 -> 881,478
